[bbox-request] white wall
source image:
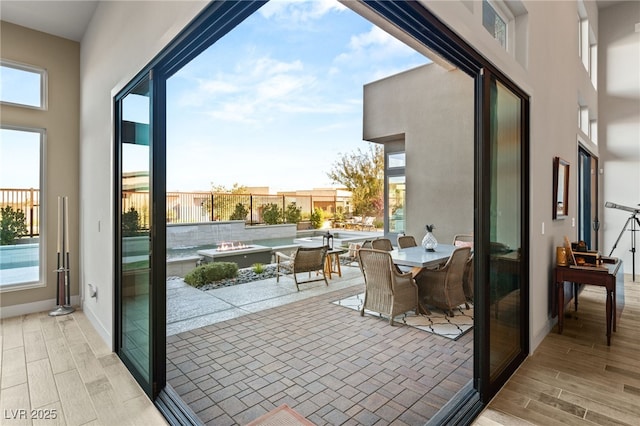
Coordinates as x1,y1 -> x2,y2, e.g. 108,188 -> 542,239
79,1 -> 207,345
599,1 -> 640,274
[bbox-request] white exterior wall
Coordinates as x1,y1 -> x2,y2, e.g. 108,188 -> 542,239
599,2 -> 640,275
363,64 -> 474,244
79,1 -> 207,344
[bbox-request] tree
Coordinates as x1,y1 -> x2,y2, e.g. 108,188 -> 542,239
122,207 -> 141,237
204,183 -> 249,221
284,202 -> 302,224
261,203 -> 283,225
0,206 -> 29,245
327,144 -> 384,217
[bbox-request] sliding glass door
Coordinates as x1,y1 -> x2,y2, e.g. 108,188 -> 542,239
115,72 -> 166,397
478,72 -> 529,397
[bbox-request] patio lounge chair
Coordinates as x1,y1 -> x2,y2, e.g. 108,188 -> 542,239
357,248 -> 419,326
275,246 -> 329,291
360,216 -> 375,231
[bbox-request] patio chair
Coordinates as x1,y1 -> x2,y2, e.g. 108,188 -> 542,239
397,235 -> 417,248
340,242 -> 361,266
415,246 -> 471,316
357,248 -> 419,326
453,234 -> 474,248
360,216 -> 375,231
371,238 -> 393,251
275,246 -> 329,291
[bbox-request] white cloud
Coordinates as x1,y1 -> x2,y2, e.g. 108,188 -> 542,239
336,25 -> 418,64
259,0 -> 347,24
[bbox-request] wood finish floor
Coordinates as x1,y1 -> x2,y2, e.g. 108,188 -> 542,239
1,274 -> 637,425
474,274 -> 640,426
0,310 -> 166,426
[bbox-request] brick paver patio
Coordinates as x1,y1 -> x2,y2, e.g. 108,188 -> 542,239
166,282 -> 473,425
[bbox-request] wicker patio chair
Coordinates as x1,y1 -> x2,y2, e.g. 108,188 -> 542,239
397,235 -> 417,248
357,248 -> 419,326
371,238 -> 394,251
452,234 -> 474,301
453,234 -> 474,248
415,246 -> 471,316
275,246 -> 329,291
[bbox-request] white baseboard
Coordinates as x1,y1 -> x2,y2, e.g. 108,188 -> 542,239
0,295 -> 80,319
81,302 -> 112,349
531,319 -> 555,353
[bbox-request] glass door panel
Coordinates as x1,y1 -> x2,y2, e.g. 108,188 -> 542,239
388,175 -> 406,234
117,75 -> 152,391
487,77 -> 526,383
578,147 -> 598,250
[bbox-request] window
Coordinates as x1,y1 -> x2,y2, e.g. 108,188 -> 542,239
386,150 -> 405,234
483,0 -> 507,48
387,152 -> 406,168
0,127 -> 44,289
387,176 -> 406,234
0,60 -> 47,109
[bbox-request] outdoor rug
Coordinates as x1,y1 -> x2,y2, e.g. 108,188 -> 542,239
333,293 -> 473,340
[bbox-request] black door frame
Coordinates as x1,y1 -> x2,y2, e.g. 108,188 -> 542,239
113,0 -> 530,421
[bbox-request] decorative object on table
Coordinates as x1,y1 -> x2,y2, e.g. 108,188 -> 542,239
421,224 -> 438,251
50,196 -> 75,316
322,230 -> 334,249
556,246 -> 568,266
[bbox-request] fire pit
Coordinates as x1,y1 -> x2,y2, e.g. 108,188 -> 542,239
197,242 -> 272,268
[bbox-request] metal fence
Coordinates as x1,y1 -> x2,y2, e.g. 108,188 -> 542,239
0,188 -> 40,237
0,189 -> 352,236
164,192 -> 352,225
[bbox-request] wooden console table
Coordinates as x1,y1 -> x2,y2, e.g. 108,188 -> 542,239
554,260 -> 623,346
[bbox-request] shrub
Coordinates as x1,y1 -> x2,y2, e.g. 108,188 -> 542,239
252,263 -> 265,274
184,262 -> 238,287
0,205 -> 28,245
262,203 -> 283,225
310,207 -> 324,229
230,203 -> 249,221
284,202 -> 302,224
122,207 -> 140,237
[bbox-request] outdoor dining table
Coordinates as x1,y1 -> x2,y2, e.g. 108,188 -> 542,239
389,244 -> 456,277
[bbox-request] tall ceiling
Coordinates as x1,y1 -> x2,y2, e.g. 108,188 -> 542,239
0,1 -> 98,42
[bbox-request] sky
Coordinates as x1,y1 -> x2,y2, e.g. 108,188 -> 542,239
1,0 -> 429,193
165,0 -> 429,192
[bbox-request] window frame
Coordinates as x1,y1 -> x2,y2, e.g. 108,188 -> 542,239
0,59 -> 48,110
482,0 -> 512,51
0,125 -> 47,292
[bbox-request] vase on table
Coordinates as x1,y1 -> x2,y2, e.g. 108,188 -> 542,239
422,224 -> 438,251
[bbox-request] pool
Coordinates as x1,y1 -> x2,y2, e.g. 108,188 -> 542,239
0,244 -> 39,269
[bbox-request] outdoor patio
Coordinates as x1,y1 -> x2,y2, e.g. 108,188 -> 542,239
166,263 -> 473,425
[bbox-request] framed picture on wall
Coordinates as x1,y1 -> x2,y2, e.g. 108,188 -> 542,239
553,157 -> 570,220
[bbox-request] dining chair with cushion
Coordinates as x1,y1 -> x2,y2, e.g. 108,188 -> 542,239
415,246 -> 471,316
463,253 -> 474,302
357,248 -> 419,326
453,234 -> 474,248
397,235 -> 417,248
275,246 -> 329,291
371,238 -> 394,251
